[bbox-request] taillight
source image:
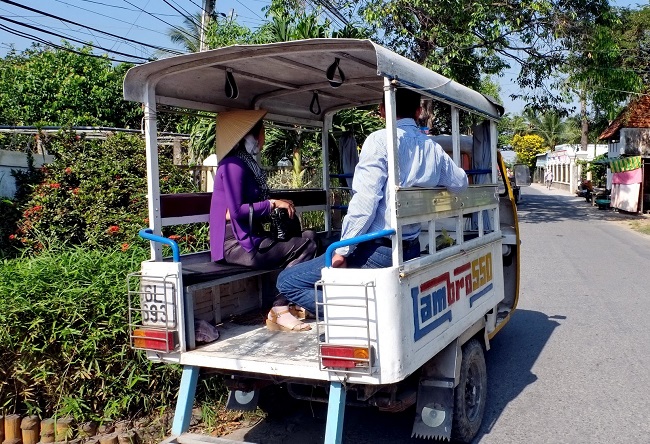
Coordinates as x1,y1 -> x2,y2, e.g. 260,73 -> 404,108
132,328 -> 175,352
320,344 -> 371,368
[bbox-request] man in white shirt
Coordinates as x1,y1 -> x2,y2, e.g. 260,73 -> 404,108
273,88 -> 468,328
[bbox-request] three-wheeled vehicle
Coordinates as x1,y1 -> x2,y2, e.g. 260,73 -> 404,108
123,39 -> 523,443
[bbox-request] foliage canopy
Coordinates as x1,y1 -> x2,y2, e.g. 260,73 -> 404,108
511,134 -> 547,171
0,43 -> 140,127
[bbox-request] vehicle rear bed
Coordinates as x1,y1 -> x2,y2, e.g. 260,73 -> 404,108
180,319 -> 327,380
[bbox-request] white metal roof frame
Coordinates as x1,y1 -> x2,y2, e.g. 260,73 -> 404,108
123,39 -> 503,123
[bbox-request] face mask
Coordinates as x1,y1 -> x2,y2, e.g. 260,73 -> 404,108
244,134 -> 260,156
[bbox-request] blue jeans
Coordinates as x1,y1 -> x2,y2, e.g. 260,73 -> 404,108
276,239 -> 420,315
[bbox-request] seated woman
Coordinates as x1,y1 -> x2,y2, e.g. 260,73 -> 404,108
209,109 -> 317,332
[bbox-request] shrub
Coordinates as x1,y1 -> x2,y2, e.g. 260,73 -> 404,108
1,151 -> 44,258
511,133 -> 547,172
0,245 -> 182,420
11,131 -> 198,253
0,198 -> 20,258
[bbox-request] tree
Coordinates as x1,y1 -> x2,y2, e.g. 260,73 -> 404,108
562,5 -> 644,151
166,12 -> 203,53
0,44 -> 140,128
354,0 -> 614,108
524,110 -> 579,150
618,6 -> 650,86
206,16 -> 255,47
511,134 -> 547,171
498,113 -> 529,148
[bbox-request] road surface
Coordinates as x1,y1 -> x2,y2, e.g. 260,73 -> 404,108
221,184 -> 650,443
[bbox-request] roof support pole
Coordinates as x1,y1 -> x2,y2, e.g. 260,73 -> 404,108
383,78 -> 403,265
144,83 -> 162,261
323,113 -> 333,235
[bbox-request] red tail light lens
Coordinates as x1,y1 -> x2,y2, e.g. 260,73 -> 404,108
133,328 -> 175,351
320,345 -> 370,368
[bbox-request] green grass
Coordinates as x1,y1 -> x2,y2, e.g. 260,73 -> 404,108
629,219 -> 650,236
0,245 -> 182,421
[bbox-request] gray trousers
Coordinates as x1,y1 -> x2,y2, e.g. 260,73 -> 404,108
222,223 -> 318,270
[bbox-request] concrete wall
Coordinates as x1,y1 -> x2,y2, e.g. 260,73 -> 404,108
609,128 -> 650,158
0,150 -> 53,198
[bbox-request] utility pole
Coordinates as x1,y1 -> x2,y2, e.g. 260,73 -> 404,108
200,0 -> 215,52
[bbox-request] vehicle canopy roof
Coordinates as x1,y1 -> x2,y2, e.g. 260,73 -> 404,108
123,39 -> 503,125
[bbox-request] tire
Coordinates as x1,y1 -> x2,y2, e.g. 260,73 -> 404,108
451,338 -> 487,443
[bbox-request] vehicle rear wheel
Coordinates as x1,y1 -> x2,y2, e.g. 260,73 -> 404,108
451,338 -> 487,443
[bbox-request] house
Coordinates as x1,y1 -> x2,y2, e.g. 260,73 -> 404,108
599,93 -> 650,213
534,144 -> 607,192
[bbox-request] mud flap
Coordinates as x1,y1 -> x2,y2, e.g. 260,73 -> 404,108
226,389 -> 260,412
411,338 -> 461,440
411,381 -> 454,440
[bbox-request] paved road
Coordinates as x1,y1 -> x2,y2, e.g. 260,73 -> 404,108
223,184 -> 650,443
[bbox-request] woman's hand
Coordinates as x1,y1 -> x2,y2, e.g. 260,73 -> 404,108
271,199 -> 296,218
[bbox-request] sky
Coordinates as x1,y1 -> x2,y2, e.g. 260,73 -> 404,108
0,0 -> 644,115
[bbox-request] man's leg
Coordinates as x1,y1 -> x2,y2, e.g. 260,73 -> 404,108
278,240 -> 418,314
277,254 -> 326,315
346,241 -> 392,269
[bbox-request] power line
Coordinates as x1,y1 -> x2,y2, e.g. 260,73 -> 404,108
233,0 -> 264,21
162,0 -> 207,36
311,0 -> 348,26
186,0 -> 204,11
0,23 -> 139,64
120,0 -> 197,45
0,0 -> 183,55
166,0 -> 197,20
0,5 -> 147,56
0,15 -> 151,61
51,0 -> 174,42
74,0 -> 179,17
109,0 -> 149,54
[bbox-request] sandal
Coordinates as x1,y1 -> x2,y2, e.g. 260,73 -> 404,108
288,304 -> 315,320
266,307 -> 311,332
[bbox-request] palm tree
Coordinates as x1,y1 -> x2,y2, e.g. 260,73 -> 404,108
525,110 -> 578,150
157,12 -> 203,56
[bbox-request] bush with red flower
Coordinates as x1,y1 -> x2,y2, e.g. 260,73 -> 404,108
11,130 -> 199,254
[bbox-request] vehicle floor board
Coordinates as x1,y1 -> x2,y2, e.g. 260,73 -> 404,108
189,319 -> 321,365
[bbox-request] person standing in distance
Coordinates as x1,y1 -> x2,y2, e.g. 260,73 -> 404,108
545,168 -> 554,189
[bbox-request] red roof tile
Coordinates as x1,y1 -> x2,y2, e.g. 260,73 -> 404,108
599,93 -> 650,140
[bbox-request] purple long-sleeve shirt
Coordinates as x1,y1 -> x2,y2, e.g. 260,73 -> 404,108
210,156 -> 272,261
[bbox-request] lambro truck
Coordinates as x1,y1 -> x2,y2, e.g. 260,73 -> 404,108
123,38 -> 525,444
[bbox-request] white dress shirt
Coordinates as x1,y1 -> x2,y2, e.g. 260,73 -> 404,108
336,118 -> 468,256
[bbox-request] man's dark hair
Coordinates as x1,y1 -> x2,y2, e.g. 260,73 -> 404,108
395,88 -> 422,118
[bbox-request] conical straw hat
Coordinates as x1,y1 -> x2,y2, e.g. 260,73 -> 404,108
215,109 -> 268,160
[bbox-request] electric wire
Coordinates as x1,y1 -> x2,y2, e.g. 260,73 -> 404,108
0,4 -> 144,54
75,0 -> 179,16
0,23 -> 139,64
0,12 -> 149,60
52,0 -> 179,39
109,0 -> 149,54
166,0 -> 197,21
304,0 -> 346,29
120,0 -> 197,45
312,0 -> 348,26
0,0 -> 183,55
186,0 -> 204,11
0,15 -> 151,61
162,0 -> 207,37
233,0 -> 264,21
